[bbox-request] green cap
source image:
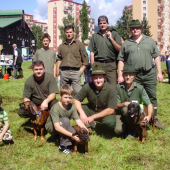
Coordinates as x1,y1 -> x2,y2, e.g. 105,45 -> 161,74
129,19 -> 142,28
122,64 -> 138,73
91,64 -> 106,75
0,94 -> 2,101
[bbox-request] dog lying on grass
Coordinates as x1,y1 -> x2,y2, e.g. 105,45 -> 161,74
162,70 -> 168,78
19,101 -> 50,141
72,125 -> 90,156
127,102 -> 155,144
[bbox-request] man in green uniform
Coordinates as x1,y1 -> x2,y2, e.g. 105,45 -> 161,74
18,60 -> 59,118
115,64 -> 153,137
117,19 -> 164,129
73,64 -> 117,130
88,15 -> 122,86
34,33 -> 56,77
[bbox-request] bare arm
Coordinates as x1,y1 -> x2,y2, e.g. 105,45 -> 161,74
90,52 -> 95,66
75,119 -> 88,131
117,60 -> 124,83
80,65 -> 86,74
106,31 -> 121,52
14,56 -> 17,65
54,122 -> 82,142
53,63 -> 56,78
0,122 -> 9,142
23,98 -> 30,102
117,102 -> 131,110
41,93 -> 56,110
155,56 -> 163,82
56,60 -> 61,77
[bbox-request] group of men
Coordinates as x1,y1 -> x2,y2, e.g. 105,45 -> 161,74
18,15 -> 164,150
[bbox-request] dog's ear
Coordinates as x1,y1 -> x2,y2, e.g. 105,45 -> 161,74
29,102 -> 37,116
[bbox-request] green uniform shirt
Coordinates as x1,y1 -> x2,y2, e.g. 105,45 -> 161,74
118,34 -> 160,71
23,73 -> 59,106
50,102 -> 80,123
0,107 -> 9,126
88,30 -> 121,61
74,82 -> 117,112
34,48 -> 56,75
116,82 -> 151,105
57,40 -> 89,68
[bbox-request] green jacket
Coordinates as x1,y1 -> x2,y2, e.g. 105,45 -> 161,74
116,82 -> 151,105
118,34 -> 160,71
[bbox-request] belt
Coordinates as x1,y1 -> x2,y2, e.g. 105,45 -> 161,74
61,67 -> 80,71
138,68 -> 152,74
95,59 -> 115,63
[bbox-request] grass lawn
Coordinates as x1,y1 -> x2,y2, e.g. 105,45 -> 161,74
0,61 -> 170,170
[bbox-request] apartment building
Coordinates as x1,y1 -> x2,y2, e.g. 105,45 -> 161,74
48,0 -> 95,52
24,14 -> 48,33
133,0 -> 169,52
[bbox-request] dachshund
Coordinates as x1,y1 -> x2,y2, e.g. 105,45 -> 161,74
19,101 -> 50,141
127,102 -> 155,144
162,69 -> 168,78
72,125 -> 90,156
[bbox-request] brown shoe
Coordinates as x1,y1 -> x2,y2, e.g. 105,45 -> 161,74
154,117 -> 164,130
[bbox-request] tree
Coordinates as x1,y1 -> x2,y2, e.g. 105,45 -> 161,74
141,17 -> 152,37
31,25 -> 43,49
58,13 -> 79,42
79,0 -> 89,42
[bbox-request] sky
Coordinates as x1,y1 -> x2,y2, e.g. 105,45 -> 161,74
0,0 -> 132,26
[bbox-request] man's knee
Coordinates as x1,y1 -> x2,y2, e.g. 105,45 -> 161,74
102,115 -> 116,130
60,117 -> 70,127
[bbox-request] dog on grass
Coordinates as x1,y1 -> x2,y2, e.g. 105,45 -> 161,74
19,101 -> 50,141
72,125 -> 90,156
127,102 -> 155,144
162,70 -> 168,78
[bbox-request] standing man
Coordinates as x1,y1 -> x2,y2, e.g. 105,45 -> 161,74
34,33 -> 56,77
73,64 -> 117,131
12,44 -> 23,80
117,19 -> 164,129
88,15 -> 122,86
18,60 -> 59,118
56,25 -> 89,95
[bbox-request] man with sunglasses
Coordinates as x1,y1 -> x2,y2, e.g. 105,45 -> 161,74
117,19 -> 164,130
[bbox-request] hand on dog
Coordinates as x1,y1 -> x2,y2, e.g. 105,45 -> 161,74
140,116 -> 150,126
124,102 -> 131,107
80,114 -> 89,124
40,99 -> 48,111
72,134 -> 82,143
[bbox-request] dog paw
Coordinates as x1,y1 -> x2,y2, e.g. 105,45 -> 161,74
85,152 -> 88,155
41,137 -> 45,142
72,152 -> 77,156
32,137 -> 37,140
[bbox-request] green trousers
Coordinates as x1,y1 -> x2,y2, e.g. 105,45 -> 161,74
135,68 -> 157,107
14,63 -> 23,79
82,105 -> 116,130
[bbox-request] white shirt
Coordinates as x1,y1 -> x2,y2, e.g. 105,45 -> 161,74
1,54 -> 5,60
14,47 -> 18,57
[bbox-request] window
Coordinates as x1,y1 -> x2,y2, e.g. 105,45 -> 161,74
54,27 -> 56,30
54,17 -> 56,20
76,10 -> 79,12
54,32 -> 56,35
143,1 -> 146,4
54,37 -> 56,40
143,13 -> 146,17
54,2 -> 56,5
54,47 -> 56,50
54,7 -> 56,10
54,42 -> 56,45
54,12 -> 56,15
54,22 -> 56,25
77,14 -> 79,17
143,7 -> 146,10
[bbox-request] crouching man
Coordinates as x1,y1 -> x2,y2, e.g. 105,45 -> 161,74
73,64 -> 117,131
45,84 -> 88,154
115,64 -> 153,138
18,60 -> 59,118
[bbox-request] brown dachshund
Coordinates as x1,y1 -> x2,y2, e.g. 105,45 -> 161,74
72,125 -> 90,156
162,69 -> 168,78
127,102 -> 155,144
19,101 -> 50,141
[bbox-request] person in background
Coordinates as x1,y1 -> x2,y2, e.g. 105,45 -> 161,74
0,53 -> 5,63
4,58 -> 13,76
165,50 -> 170,84
83,39 -> 92,84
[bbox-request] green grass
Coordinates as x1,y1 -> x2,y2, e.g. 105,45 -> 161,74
0,61 -> 170,170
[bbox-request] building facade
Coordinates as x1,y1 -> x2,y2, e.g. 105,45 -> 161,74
24,14 -> 48,33
48,0 -> 95,52
0,10 -> 36,55
133,0 -> 169,52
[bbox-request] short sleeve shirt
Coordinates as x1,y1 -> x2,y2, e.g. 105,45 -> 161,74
88,30 -> 122,61
0,107 -> 9,126
34,48 -> 56,75
74,82 -> 117,112
23,73 -> 59,106
118,34 -> 161,71
50,102 -> 80,123
116,82 -> 151,105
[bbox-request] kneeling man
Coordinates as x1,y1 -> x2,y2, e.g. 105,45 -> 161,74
18,60 -> 59,118
115,64 -> 153,137
73,64 -> 117,131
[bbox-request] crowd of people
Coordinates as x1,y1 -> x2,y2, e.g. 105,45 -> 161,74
0,15 -> 166,155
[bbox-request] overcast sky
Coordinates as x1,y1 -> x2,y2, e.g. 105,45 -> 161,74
1,0 -> 132,26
